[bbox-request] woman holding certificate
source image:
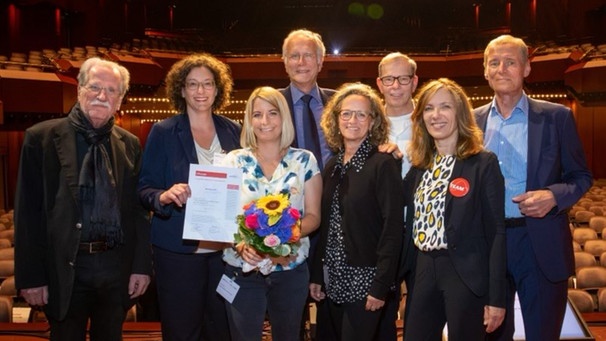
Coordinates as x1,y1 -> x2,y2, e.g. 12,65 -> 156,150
138,54 -> 241,341
221,86 -> 322,341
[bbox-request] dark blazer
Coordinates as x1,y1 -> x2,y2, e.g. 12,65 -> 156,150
475,98 -> 592,282
14,114 -> 152,320
138,113 -> 241,254
403,151 -> 507,307
311,147 -> 404,300
279,84 -> 336,149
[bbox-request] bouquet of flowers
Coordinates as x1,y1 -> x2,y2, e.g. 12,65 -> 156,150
235,193 -> 302,274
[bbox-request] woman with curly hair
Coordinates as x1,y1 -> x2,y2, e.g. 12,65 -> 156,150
138,53 -> 240,341
309,82 -> 404,340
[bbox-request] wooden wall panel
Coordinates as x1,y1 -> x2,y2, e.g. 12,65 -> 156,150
592,107 -> 606,180
573,103 -> 595,172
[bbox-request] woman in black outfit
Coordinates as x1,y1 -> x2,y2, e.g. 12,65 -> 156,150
309,82 -> 404,340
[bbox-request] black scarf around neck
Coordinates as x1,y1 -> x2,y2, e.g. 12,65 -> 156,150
68,104 -> 123,248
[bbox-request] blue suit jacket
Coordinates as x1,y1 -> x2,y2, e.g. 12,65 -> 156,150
138,113 -> 241,253
279,84 -> 336,150
474,97 -> 592,282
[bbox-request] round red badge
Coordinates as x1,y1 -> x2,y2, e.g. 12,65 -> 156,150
449,178 -> 470,197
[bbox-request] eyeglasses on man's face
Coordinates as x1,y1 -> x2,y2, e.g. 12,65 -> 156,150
83,84 -> 120,98
339,110 -> 372,122
379,75 -> 414,86
286,52 -> 316,63
185,80 -> 216,91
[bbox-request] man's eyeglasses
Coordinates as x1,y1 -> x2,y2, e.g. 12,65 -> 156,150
84,84 -> 120,98
185,80 -> 216,91
286,53 -> 316,63
379,75 -> 414,86
339,110 -> 372,122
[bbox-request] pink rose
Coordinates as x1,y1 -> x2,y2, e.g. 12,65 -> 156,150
263,234 -> 281,248
245,213 -> 259,229
288,207 -> 301,220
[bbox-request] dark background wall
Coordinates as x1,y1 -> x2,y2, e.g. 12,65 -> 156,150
0,0 -> 605,211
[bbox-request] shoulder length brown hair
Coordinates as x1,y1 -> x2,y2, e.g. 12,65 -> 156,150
408,78 -> 484,169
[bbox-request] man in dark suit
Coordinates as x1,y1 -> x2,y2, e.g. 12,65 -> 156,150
279,28 -> 337,340
14,57 -> 152,341
475,35 -> 593,341
280,29 -> 336,170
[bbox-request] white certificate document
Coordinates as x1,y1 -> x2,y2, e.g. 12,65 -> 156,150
182,164 -> 242,242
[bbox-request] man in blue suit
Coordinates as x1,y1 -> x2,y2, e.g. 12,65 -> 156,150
279,29 -> 336,170
475,35 -> 592,341
279,28 -> 337,340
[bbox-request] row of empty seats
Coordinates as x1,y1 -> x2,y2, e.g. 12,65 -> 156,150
569,287 -> 606,313
569,181 -> 606,313
0,210 -> 17,323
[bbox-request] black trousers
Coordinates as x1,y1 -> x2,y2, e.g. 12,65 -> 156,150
405,250 -> 486,341
326,298 -> 382,341
47,249 -> 126,341
374,285 -> 400,341
153,246 -> 230,341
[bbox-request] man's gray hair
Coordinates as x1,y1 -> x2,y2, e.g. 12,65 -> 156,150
78,57 -> 130,96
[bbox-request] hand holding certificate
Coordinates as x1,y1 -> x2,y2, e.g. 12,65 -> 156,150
182,164 -> 242,243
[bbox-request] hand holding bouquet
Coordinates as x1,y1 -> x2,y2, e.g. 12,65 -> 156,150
235,193 -> 302,274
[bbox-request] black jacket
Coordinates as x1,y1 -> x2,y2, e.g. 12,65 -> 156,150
311,147 -> 404,300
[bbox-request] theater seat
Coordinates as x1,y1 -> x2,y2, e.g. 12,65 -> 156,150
0,248 -> 13,261
589,216 -> 606,234
598,288 -> 606,312
576,210 -> 596,224
0,230 -> 14,244
573,227 -> 598,246
589,206 -> 604,217
576,266 -> 606,291
0,276 -> 16,296
0,261 -> 14,280
568,288 -> 595,313
0,296 -> 12,322
584,240 -> 606,257
575,251 -> 597,269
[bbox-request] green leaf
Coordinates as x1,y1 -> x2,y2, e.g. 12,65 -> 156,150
267,214 -> 281,226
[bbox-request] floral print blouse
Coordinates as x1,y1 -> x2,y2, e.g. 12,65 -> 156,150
222,147 -> 320,272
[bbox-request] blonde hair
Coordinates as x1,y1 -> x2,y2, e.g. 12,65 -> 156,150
241,87 -> 295,150
378,52 -> 417,77
408,78 -> 484,169
321,82 -> 389,151
483,34 -> 529,67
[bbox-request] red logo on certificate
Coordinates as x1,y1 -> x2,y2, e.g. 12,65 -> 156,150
449,178 -> 470,197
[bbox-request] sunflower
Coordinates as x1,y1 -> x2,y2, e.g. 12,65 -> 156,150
256,194 -> 289,216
